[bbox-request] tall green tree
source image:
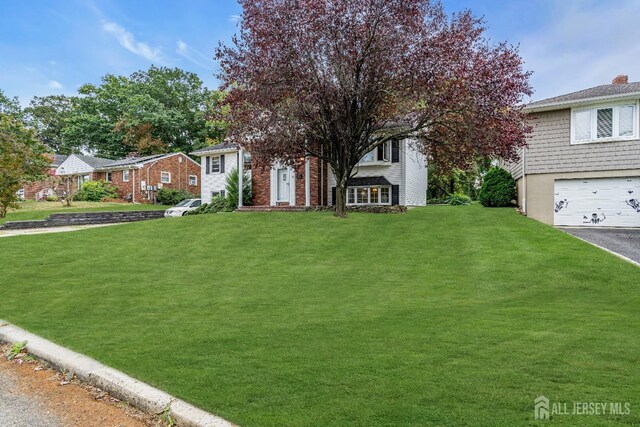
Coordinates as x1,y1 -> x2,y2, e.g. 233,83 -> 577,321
63,66 -> 224,158
0,89 -> 23,118
25,95 -> 76,154
0,115 -> 50,217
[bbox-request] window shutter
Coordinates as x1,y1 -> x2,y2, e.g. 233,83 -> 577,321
391,141 -> 400,163
377,144 -> 384,161
331,187 -> 336,205
391,185 -> 399,205
206,157 -> 210,174
220,155 -> 225,173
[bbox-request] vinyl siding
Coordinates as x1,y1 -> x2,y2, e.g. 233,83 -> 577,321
506,108 -> 640,178
403,142 -> 428,206
327,139 -> 427,206
200,151 -> 238,204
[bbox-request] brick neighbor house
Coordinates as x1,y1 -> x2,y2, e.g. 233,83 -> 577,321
55,152 -> 201,203
22,154 -> 68,200
192,140 -> 428,208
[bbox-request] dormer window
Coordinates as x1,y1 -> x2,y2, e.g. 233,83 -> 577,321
571,103 -> 637,144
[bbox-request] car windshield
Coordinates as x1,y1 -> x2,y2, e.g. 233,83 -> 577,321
175,200 -> 192,207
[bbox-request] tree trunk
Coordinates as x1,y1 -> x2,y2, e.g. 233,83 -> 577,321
334,176 -> 349,218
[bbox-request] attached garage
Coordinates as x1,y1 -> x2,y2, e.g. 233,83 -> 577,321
554,177 -> 640,227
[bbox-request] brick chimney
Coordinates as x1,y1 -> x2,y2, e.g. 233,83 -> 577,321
612,74 -> 629,85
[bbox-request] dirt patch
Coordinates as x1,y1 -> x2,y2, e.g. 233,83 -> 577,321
0,344 -> 162,426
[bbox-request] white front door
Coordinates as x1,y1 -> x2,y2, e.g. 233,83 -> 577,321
554,177 -> 640,227
277,168 -> 290,202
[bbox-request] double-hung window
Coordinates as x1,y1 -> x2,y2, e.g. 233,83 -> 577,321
160,171 -> 171,184
360,141 -> 391,163
122,170 -> 130,182
189,175 -> 197,186
572,103 -> 637,144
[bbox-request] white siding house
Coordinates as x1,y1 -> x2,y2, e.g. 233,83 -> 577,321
327,139 -> 427,206
192,142 -> 241,204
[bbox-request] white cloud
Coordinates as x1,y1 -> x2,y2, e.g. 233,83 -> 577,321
102,21 -> 163,62
175,40 -> 210,69
520,0 -> 640,101
229,14 -> 241,23
49,80 -> 63,89
177,40 -> 188,55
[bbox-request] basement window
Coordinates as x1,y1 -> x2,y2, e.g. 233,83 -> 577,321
572,103 -> 638,144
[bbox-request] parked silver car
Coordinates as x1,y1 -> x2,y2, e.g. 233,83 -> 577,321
164,199 -> 202,217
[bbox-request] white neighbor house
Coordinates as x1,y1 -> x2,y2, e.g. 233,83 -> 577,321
191,142 -> 245,204
193,139 -> 428,208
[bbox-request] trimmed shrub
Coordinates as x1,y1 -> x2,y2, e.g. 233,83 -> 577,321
478,167 -> 517,207
156,188 -> 196,206
448,193 -> 471,206
74,180 -> 119,202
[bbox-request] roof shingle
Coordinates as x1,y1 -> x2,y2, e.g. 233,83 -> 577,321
527,81 -> 640,111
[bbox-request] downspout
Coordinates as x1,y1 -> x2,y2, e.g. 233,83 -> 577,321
132,168 -> 136,203
238,148 -> 244,209
522,147 -> 527,214
147,160 -> 160,203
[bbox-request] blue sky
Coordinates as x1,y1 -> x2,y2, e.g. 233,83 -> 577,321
1,0 -> 639,105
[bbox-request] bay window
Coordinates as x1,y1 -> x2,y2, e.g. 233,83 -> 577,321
347,186 -> 391,205
572,103 -> 637,144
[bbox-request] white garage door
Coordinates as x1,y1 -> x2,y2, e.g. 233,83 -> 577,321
554,177 -> 640,227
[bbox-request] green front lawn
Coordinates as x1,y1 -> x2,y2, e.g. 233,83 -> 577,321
1,201 -> 168,225
0,206 -> 637,426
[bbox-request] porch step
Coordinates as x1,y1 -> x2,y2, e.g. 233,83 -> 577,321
237,206 -> 308,212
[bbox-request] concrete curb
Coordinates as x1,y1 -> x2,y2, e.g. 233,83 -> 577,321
0,321 -> 236,427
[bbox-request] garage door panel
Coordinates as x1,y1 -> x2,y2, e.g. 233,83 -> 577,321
554,177 -> 640,227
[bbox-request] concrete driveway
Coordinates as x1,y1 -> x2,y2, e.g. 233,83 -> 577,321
560,228 -> 640,265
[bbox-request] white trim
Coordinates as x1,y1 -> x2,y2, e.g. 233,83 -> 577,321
304,156 -> 310,207
189,175 -> 197,186
105,171 -> 112,182
238,148 -> 244,208
193,148 -> 238,156
122,170 -> 130,182
525,92 -> 640,113
210,155 -> 222,174
160,171 -> 171,184
570,101 -> 639,145
346,185 -> 391,205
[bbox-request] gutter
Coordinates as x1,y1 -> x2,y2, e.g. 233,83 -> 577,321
525,91 -> 640,113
